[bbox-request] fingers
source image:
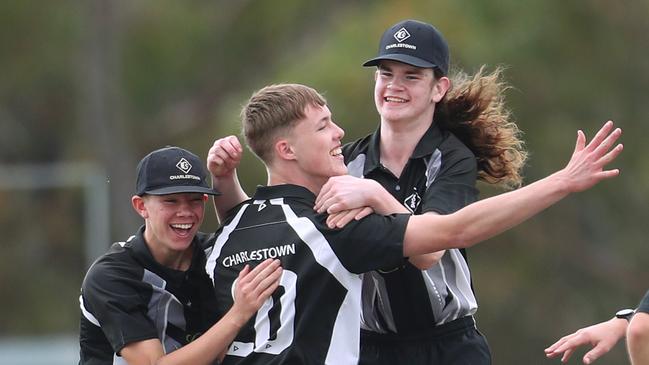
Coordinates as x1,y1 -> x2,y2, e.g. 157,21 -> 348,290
561,348 -> 575,363
207,136 -> 243,176
584,121 -> 614,152
591,127 -> 622,161
326,209 -> 358,229
315,190 -> 333,213
315,177 -> 338,213
258,274 -> 282,300
240,259 -> 281,287
256,266 -> 282,298
574,129 -> 586,154
238,264 -> 251,278
354,207 -> 373,220
582,346 -> 607,364
544,334 -> 584,362
596,142 -> 623,166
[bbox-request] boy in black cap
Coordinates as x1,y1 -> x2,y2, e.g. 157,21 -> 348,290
78,146 -> 282,365
314,19 -> 528,364
205,83 -> 621,365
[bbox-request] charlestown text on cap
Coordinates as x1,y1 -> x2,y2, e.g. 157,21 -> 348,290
135,146 -> 221,196
363,19 -> 450,75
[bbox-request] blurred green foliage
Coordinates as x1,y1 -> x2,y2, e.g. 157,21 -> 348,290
1,0 -> 647,363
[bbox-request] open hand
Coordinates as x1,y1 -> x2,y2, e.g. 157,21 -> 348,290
557,121 -> 623,193
232,259 -> 282,318
545,318 -> 627,364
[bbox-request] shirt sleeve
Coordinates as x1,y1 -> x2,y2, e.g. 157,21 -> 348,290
81,259 -> 158,353
637,290 -> 649,314
322,213 -> 410,274
421,149 -> 479,215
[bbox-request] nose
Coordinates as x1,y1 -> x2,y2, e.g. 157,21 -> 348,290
176,199 -> 194,216
333,121 -> 345,140
387,79 -> 404,90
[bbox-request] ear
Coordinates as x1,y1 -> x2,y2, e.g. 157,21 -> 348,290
432,76 -> 451,103
274,138 -> 297,161
131,195 -> 148,219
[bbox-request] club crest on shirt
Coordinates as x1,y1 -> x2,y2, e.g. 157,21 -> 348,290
403,190 -> 421,212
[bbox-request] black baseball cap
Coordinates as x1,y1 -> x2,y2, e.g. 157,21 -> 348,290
135,146 -> 221,196
363,19 -> 450,75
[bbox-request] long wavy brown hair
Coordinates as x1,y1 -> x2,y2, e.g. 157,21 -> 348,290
434,66 -> 527,189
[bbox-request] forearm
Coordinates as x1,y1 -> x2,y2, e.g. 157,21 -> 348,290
156,307 -> 248,365
452,171 -> 569,247
404,172 -> 570,255
408,212 -> 445,269
212,173 -> 248,223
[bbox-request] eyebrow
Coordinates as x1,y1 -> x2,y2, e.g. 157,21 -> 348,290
378,64 -> 426,75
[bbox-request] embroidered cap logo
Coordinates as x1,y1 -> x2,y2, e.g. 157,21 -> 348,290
393,27 -> 411,42
176,158 -> 192,174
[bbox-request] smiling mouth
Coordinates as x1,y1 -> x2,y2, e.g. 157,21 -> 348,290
330,147 -> 343,157
384,96 -> 408,103
170,223 -> 193,235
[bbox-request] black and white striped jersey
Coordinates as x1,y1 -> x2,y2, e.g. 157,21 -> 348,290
344,123 -> 480,334
79,227 -> 219,365
205,184 -> 408,365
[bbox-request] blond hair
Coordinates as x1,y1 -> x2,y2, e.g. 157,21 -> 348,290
241,84 -> 327,163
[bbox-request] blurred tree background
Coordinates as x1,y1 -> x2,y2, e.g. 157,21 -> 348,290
0,0 -> 647,363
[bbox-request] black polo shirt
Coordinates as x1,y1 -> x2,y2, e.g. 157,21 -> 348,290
79,226 -> 219,365
344,122 -> 480,333
206,184 -> 408,365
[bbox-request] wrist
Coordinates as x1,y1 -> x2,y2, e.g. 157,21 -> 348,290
616,308 -> 636,322
225,305 -> 251,329
545,171 -> 572,197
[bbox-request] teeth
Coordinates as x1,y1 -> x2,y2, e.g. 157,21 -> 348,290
171,223 -> 192,230
330,147 -> 342,156
385,96 -> 407,103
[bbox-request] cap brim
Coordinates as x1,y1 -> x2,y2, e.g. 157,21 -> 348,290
362,54 -> 437,69
143,186 -> 222,196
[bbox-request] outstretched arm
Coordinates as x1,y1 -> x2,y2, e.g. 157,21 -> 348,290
120,259 -> 282,365
544,317 -> 627,364
403,121 -> 623,256
207,136 -> 249,223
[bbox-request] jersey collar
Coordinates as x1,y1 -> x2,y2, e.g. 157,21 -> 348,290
363,122 -> 445,175
253,184 -> 316,203
129,225 -> 209,275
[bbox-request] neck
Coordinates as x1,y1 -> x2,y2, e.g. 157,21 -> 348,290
267,166 -> 324,196
144,231 -> 193,271
379,113 -> 434,177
